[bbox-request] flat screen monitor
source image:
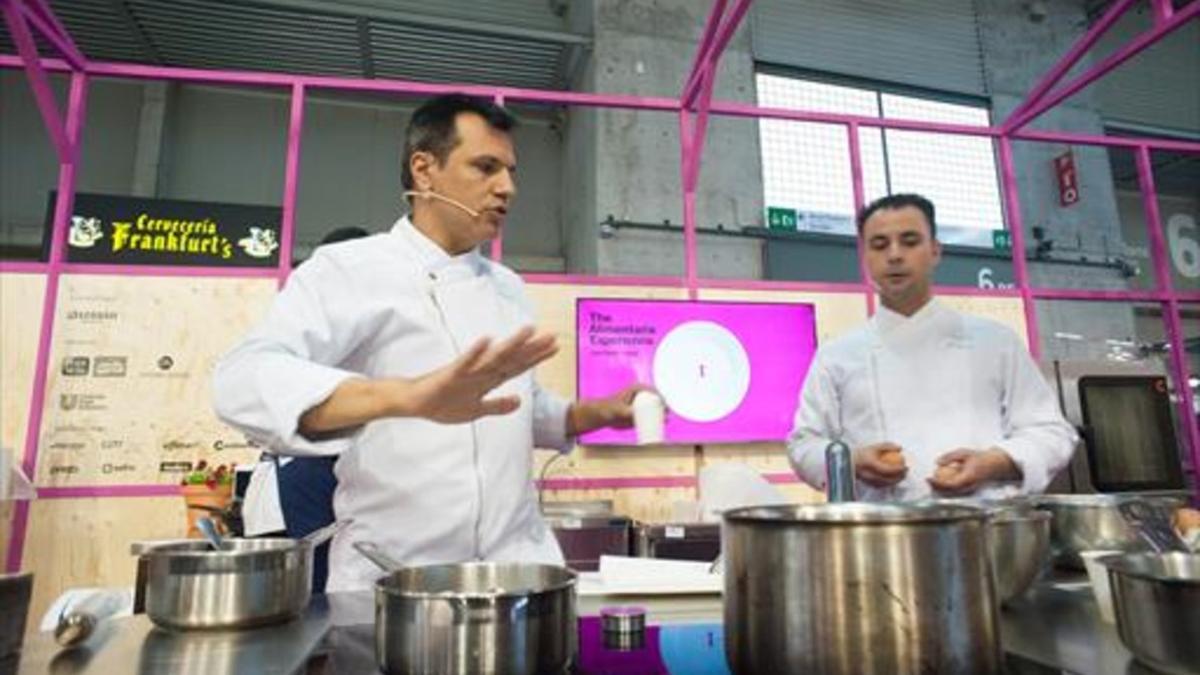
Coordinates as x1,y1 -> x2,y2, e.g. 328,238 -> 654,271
576,298 -> 817,445
1078,375 -> 1185,492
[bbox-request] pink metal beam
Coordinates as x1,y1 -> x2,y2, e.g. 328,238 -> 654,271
0,56 -> 682,113
1012,129 -> 1200,154
1152,0 -> 1174,23
1002,0 -> 1138,131
678,110 -> 700,299
681,0 -> 754,108
1137,145 -> 1200,498
997,137 -> 1043,359
710,100 -> 998,138
4,57 -> 1198,156
1,0 -> 72,161
18,0 -> 86,71
847,123 -> 876,315
682,0 -> 728,105
6,70 -> 88,574
1006,1 -> 1200,133
683,59 -> 719,191
278,82 -> 304,283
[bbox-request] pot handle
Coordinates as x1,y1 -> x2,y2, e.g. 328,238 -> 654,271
301,519 -> 352,548
353,540 -> 404,573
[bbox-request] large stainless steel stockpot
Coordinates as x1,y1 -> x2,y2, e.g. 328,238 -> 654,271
723,502 -> 1002,675
136,538 -> 313,630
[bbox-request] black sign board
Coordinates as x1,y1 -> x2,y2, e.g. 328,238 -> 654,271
50,192 -> 283,268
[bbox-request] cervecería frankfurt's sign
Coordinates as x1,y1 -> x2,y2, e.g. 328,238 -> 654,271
52,192 -> 283,267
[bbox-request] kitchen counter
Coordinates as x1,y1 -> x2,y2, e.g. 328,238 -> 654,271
14,579 -> 1145,675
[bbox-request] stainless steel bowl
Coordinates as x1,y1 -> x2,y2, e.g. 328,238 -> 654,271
375,562 -> 576,675
1104,552 -> 1200,675
137,538 -> 312,630
911,497 -> 1050,604
1035,493 -> 1186,568
723,502 -> 1002,675
989,510 -> 1051,604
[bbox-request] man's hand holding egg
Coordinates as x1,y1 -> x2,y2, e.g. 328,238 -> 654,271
927,448 -> 1022,496
853,442 -> 909,487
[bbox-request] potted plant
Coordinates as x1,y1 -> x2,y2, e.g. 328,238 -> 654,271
180,461 -> 234,538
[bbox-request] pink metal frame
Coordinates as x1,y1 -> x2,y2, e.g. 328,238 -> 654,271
3,0 -> 1198,571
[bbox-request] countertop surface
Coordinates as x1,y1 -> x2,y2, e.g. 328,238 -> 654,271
13,578 -> 1147,675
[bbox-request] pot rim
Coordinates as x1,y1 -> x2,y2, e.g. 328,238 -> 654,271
1102,552 -> 1200,586
722,502 -> 989,525
374,562 -> 577,600
1033,493 -> 1187,507
134,537 -> 311,559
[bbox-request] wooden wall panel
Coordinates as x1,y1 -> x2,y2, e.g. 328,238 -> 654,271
37,275 -> 278,487
22,496 -> 187,630
1,273 -> 45,573
1,273 -> 45,463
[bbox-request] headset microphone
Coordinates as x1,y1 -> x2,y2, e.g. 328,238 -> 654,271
403,190 -> 481,218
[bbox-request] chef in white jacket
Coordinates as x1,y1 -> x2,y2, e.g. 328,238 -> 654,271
788,194 -> 1076,501
213,95 -> 638,592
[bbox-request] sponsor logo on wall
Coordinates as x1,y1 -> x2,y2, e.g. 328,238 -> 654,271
58,393 -> 108,411
52,192 -> 282,268
101,462 -> 137,475
159,461 -> 194,473
162,440 -> 201,453
61,356 -> 90,376
93,356 -> 128,377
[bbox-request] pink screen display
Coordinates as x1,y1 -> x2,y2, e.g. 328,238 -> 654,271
576,299 -> 818,445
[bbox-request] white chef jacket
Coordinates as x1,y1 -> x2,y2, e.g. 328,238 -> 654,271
212,217 -> 571,592
788,299 -> 1076,501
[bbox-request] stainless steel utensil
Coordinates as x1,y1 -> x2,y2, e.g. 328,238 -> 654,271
1104,552 -> 1200,675
723,502 -> 1002,675
302,519 -> 351,547
353,542 -> 577,675
196,517 -> 225,550
136,538 -> 313,630
1118,500 -> 1189,553
54,590 -> 126,648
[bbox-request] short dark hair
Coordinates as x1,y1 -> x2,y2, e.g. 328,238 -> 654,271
400,94 -> 517,192
856,193 -> 937,240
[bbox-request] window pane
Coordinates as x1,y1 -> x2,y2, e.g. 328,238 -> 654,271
881,94 -> 1003,246
756,74 -> 886,235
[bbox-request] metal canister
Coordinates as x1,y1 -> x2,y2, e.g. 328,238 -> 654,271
723,502 -> 1001,675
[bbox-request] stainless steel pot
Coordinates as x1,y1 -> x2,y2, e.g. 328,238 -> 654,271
912,497 -> 1050,604
988,509 -> 1051,605
723,503 -> 1002,675
136,538 -> 313,630
1105,552 -> 1200,675
1035,493 -> 1187,568
357,543 -> 577,675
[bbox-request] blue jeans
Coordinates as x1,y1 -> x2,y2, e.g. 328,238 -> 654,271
276,456 -> 338,593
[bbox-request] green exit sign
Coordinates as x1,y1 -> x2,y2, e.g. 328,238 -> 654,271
767,207 -> 798,231
992,229 -> 1012,251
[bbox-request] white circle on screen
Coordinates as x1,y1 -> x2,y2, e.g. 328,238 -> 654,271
652,320 -> 751,423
